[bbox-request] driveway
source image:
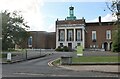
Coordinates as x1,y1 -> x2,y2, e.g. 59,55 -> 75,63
2,51 -> 118,77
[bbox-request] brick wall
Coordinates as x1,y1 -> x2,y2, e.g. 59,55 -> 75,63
85,22 -> 114,49
29,31 -> 56,49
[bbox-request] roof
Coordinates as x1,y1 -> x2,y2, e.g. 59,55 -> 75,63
85,21 -> 115,26
56,19 -> 85,25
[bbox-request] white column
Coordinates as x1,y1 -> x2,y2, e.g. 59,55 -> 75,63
65,29 -> 67,42
56,28 -> 59,48
102,44 -> 104,49
82,27 -> 85,49
108,43 -> 110,51
74,28 -> 76,41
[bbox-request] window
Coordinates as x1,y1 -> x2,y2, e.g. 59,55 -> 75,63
106,30 -> 111,40
60,30 -> 65,41
28,36 -> 32,47
77,30 -> 81,41
92,31 -> 96,41
68,30 -> 73,41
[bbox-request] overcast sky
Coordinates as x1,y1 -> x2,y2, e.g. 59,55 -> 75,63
0,0 -> 117,32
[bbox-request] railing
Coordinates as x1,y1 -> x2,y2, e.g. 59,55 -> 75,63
2,49 -> 55,62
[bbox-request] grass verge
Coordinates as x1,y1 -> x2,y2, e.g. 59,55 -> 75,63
72,56 -> 119,63
52,56 -> 119,66
52,59 -> 61,66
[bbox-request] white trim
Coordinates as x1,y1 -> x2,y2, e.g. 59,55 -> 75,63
56,24 -> 85,49
74,28 -> 76,41
65,29 -> 67,42
57,24 -> 85,27
57,26 -> 85,29
82,28 -> 85,49
92,31 -> 96,40
106,30 -> 111,40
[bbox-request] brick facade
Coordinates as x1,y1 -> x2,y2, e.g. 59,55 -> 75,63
85,22 -> 114,51
24,6 -> 117,51
55,6 -> 116,51
28,31 -> 56,49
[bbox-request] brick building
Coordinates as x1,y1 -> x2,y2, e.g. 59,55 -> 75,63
28,31 -> 56,49
56,17 -> 86,50
25,6 -> 116,51
56,6 -> 115,51
85,20 -> 114,51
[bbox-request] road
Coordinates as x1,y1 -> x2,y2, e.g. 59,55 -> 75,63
2,52 -> 118,77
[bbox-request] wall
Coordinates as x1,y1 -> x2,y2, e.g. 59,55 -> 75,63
29,31 -> 56,49
85,22 -> 114,50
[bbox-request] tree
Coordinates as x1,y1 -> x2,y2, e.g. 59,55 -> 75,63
106,0 -> 120,52
112,21 -> 120,52
1,10 -> 30,50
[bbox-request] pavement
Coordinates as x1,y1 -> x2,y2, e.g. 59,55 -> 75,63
59,65 -> 119,74
47,50 -> 119,74
48,61 -> 119,74
48,59 -> 120,74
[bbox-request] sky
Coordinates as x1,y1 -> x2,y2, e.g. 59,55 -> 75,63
0,0 -> 117,32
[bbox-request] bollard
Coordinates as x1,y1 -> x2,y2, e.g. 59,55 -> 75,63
7,53 -> 11,62
40,49 -> 41,57
26,50 -> 27,60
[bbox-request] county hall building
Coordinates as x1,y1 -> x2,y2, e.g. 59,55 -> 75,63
26,6 -> 115,51
56,6 -> 114,51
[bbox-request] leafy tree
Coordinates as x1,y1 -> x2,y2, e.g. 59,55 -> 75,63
112,21 -> 120,52
106,0 -> 120,52
1,10 -> 30,50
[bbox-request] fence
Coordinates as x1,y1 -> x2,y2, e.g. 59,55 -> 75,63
2,49 -> 55,62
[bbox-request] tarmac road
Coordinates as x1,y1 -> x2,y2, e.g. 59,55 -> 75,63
2,51 -> 119,77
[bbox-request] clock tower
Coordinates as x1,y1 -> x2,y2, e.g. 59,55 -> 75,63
67,6 -> 76,20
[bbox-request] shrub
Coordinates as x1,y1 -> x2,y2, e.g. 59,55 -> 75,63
63,46 -> 69,52
55,46 -> 63,51
55,48 -> 63,51
55,46 -> 69,52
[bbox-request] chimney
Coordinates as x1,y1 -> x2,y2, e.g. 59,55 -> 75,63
99,16 -> 102,25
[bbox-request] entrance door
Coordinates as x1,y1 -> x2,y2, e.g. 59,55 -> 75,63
68,43 -> 72,50
104,42 -> 108,51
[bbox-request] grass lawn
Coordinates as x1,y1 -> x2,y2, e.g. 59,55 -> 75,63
0,54 -> 2,58
72,56 -> 119,63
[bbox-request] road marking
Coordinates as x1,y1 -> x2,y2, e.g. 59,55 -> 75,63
14,72 -> 44,76
14,72 -> 70,77
48,58 -> 60,67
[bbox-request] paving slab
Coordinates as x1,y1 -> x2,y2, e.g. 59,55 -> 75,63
59,65 -> 119,73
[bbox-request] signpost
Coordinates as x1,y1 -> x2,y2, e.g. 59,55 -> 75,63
76,45 -> 83,57
7,53 -> 11,61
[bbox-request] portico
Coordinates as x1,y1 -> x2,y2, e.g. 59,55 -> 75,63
56,24 -> 85,49
56,6 -> 85,50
